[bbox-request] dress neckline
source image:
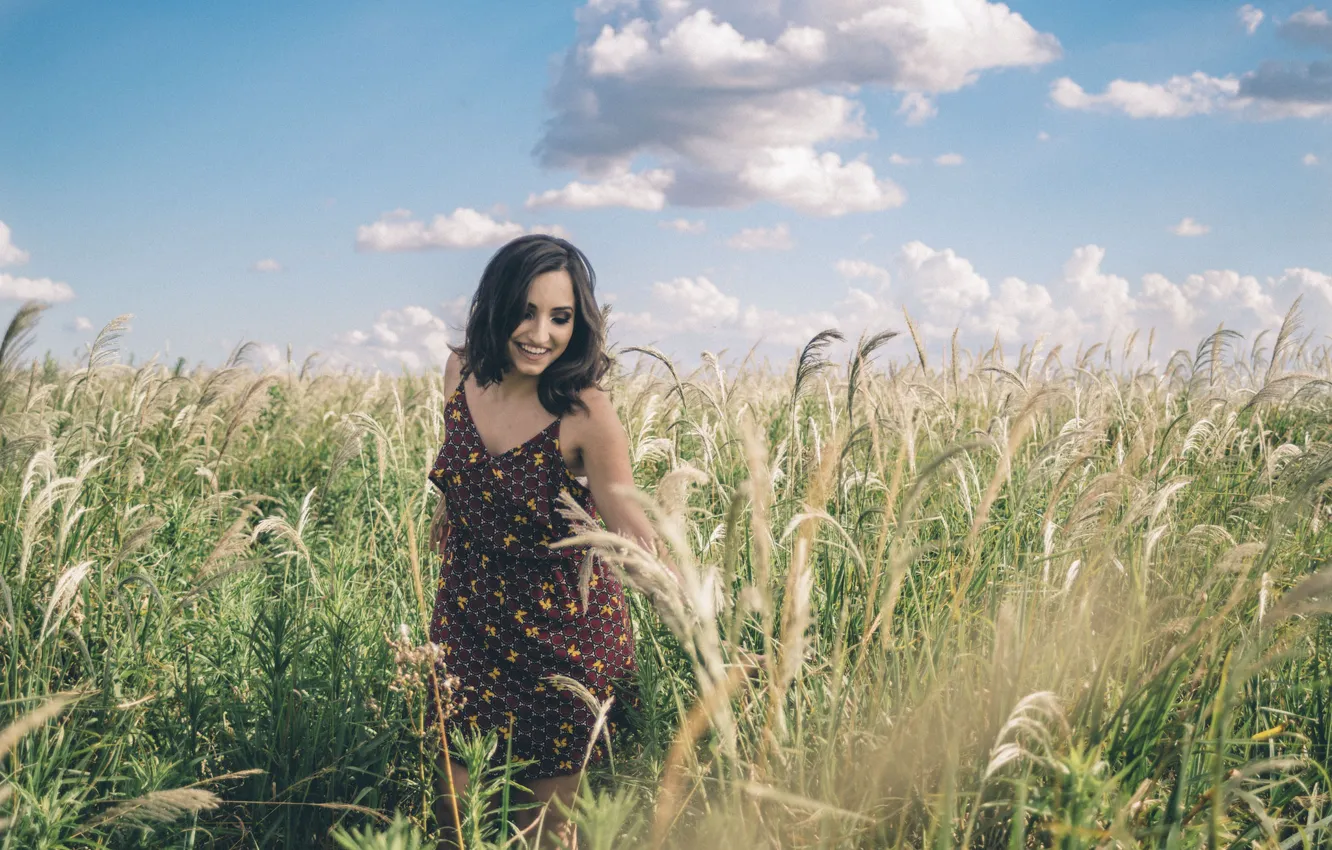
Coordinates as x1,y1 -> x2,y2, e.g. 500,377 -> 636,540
457,378 -> 560,460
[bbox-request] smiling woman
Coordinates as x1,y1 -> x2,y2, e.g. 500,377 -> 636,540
424,234 -> 660,849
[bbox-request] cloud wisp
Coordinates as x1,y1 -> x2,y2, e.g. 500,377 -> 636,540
355,208 -> 566,252
1053,5 -> 1332,120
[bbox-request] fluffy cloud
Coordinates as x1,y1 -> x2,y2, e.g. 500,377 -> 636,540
1051,73 -> 1246,118
1171,217 -> 1211,236
1239,4 -> 1265,35
835,259 -> 892,287
1281,266 -> 1332,305
0,221 -> 30,267
332,245 -> 1331,369
897,92 -> 937,125
934,153 -> 965,166
658,217 -> 706,233
333,300 -> 469,370
536,0 -> 1059,215
1279,6 -> 1332,48
652,276 -> 740,326
251,258 -> 283,272
65,316 -> 94,333
0,273 -> 75,303
898,241 -> 991,319
1305,152 -> 1321,165
888,153 -> 919,165
355,208 -> 529,252
526,167 -> 674,210
726,222 -> 794,250
1054,8 -> 1332,121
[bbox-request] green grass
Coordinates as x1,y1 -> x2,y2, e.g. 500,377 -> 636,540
2,300 -> 1331,848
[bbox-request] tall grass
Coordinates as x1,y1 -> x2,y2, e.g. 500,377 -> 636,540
2,298 -> 1331,848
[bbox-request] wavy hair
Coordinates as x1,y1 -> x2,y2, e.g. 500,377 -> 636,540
451,234 -> 610,416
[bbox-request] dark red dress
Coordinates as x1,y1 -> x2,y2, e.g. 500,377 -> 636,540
427,379 -> 636,777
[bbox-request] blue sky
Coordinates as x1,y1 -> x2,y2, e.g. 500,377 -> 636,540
1,0 -> 1329,370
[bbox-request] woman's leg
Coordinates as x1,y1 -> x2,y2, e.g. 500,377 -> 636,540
512,772 -> 582,849
433,750 -> 468,850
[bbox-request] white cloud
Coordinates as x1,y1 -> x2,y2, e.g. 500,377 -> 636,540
251,258 -> 283,272
1305,152 -> 1321,165
1181,269 -> 1280,326
0,221 -> 30,267
64,316 -> 94,333
1279,6 -> 1332,48
1052,16 -> 1332,123
355,208 -> 528,252
334,244 -> 1331,369
0,273 -> 74,303
888,153 -> 919,165
526,167 -> 674,210
1062,245 -> 1138,338
897,92 -> 937,125
1051,73 -> 1246,118
652,276 -> 740,326
538,0 -> 1059,214
898,241 -> 991,320
736,147 -> 906,216
726,222 -> 794,251
1281,267 -> 1332,305
1239,4 -> 1265,35
1171,217 -> 1211,236
934,153 -> 965,166
738,304 -> 842,347
332,298 -> 469,370
1037,130 -> 1051,142
835,259 -> 892,288
658,217 -> 706,233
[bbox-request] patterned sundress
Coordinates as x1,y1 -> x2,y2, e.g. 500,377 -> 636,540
426,378 -> 637,777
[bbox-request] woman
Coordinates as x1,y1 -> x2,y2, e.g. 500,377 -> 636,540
425,234 -> 654,847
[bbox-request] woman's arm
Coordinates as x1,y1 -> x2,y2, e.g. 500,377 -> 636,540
575,388 -> 675,572
429,352 -> 464,556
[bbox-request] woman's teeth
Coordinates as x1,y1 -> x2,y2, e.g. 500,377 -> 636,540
517,343 -> 548,358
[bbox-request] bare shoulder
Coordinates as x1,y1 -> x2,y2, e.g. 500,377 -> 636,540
443,351 -> 463,389
564,385 -> 624,445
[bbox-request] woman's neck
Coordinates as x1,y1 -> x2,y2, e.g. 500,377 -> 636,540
488,369 -> 540,404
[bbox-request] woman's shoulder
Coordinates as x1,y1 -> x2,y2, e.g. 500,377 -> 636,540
569,384 -> 615,422
563,384 -> 623,448
444,351 -> 464,388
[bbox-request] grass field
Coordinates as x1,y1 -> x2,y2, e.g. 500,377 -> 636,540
3,299 -> 1332,849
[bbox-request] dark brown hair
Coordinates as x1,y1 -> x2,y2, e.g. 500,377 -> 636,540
451,234 -> 609,416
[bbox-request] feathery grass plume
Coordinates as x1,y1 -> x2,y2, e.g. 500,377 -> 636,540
622,345 -> 687,409
216,373 -> 279,464
0,301 -> 46,415
789,329 -> 841,421
546,673 -> 616,772
76,313 -> 134,379
845,329 -> 898,424
38,561 -> 93,644
0,691 -> 83,760
1267,295 -> 1304,384
900,306 -> 927,371
250,487 -> 317,585
223,339 -> 260,369
92,788 -> 222,830
324,415 -> 367,491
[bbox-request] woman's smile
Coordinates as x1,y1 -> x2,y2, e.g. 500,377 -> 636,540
514,341 -> 550,361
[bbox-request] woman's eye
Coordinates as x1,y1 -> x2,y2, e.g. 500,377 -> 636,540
553,317 -> 571,325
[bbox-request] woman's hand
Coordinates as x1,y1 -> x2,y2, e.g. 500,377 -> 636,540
428,495 -> 448,557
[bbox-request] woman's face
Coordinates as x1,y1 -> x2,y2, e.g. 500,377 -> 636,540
507,268 -> 575,377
